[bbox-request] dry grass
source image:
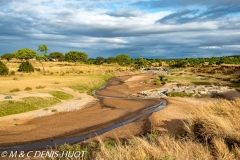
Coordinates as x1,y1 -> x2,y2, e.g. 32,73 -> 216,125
52,99 -> 240,160
0,61 -> 137,94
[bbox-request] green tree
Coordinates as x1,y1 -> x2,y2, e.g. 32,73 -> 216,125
0,61 -> 9,75
95,56 -> 105,65
65,51 -> 88,63
48,52 -> 64,61
86,58 -> 96,64
18,61 -> 34,73
37,44 -> 49,73
37,44 -> 49,56
116,54 -> 131,66
1,53 -> 14,62
14,48 -> 37,61
135,57 -> 148,69
106,57 -> 116,64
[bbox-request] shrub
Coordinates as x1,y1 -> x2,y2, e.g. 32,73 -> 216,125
35,68 -> 41,72
166,92 -> 193,97
9,88 -> 21,93
0,61 -> 9,75
4,95 -> 12,99
18,61 -> 34,73
9,71 -> 15,76
154,79 -> 161,85
24,87 -> 32,91
36,85 -> 45,89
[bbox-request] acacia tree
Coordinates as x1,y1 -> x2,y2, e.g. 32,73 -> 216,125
65,51 -> 88,63
95,56 -> 105,65
37,44 -> 48,56
37,44 -> 49,73
14,48 -> 37,61
48,52 -> 64,61
1,53 -> 14,63
116,54 -> 131,66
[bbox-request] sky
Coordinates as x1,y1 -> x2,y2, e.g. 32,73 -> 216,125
0,0 -> 240,59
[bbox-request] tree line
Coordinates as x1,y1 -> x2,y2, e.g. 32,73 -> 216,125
1,44 -> 239,74
0,45 -> 159,70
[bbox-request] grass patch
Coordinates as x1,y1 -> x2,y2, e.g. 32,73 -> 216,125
70,74 -> 114,95
166,92 -> 193,97
0,101 -> 37,117
22,97 -> 60,108
0,97 -> 61,117
50,91 -> 74,100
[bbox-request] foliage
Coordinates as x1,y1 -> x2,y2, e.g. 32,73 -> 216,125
1,53 -> 14,62
14,48 -> 37,60
86,58 -> 96,64
48,52 -> 64,61
95,56 -> 105,65
154,79 -> 161,85
18,61 -> 34,72
135,57 -> 148,69
65,51 -> 88,62
116,54 -> 131,66
0,61 -> 9,75
106,57 -> 116,64
37,44 -> 48,56
36,54 -> 48,73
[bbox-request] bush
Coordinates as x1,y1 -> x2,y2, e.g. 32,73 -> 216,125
18,61 -> 34,73
154,79 -> 161,85
0,61 -> 9,75
24,87 -> 32,91
9,88 -> 21,93
166,92 -> 193,97
9,71 -> 15,76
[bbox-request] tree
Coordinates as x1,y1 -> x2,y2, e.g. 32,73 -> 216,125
86,58 -> 95,64
116,54 -> 131,66
18,61 -> 34,73
0,61 -> 9,75
95,56 -> 105,65
37,44 -> 49,74
37,44 -> 49,56
48,52 -> 64,61
135,57 -> 148,69
14,48 -> 37,61
106,57 -> 116,64
1,53 -> 14,62
156,58 -> 162,67
36,54 -> 47,73
65,51 -> 88,63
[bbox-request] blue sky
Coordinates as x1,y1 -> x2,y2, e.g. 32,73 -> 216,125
0,0 -> 240,59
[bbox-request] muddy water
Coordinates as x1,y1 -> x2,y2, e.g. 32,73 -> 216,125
0,77 -> 167,152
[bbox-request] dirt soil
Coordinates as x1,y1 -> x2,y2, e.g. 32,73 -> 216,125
0,73 -> 204,147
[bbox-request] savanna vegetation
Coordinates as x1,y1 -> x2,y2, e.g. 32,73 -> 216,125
0,45 -> 240,159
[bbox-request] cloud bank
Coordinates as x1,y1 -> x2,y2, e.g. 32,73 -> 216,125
0,0 -> 240,58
